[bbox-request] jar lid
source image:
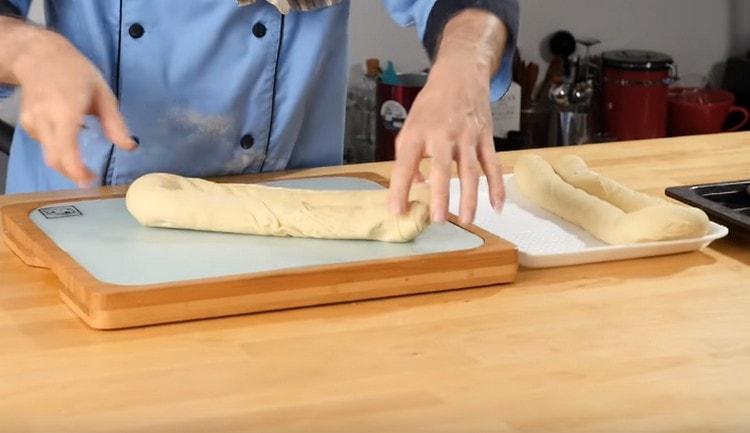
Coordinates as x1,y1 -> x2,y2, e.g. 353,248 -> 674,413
602,50 -> 673,71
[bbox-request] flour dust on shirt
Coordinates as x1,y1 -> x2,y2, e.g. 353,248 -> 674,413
237,0 -> 342,14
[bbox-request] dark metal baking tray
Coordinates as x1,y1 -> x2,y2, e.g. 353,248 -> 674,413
666,180 -> 750,241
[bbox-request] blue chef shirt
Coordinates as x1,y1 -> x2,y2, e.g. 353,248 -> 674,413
1,0 -> 518,193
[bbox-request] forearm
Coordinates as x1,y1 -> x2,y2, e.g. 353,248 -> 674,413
433,10 -> 507,82
0,15 -> 48,86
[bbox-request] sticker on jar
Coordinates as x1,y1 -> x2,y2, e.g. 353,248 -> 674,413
380,100 -> 408,132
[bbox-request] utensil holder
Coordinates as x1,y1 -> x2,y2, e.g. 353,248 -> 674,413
557,111 -> 591,146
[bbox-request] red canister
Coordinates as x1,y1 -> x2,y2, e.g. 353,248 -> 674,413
602,50 -> 673,141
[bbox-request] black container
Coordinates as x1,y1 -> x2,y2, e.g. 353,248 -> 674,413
666,180 -> 750,242
723,54 -> 750,116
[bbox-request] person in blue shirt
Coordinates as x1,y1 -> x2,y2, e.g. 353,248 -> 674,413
0,0 -> 518,225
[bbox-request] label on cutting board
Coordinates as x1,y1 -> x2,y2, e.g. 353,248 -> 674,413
38,205 -> 83,219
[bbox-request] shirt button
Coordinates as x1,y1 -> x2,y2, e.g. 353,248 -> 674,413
240,134 -> 255,150
252,23 -> 267,38
128,23 -> 145,39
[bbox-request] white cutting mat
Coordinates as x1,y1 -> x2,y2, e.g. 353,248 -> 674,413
30,177 -> 484,286
449,175 -> 728,268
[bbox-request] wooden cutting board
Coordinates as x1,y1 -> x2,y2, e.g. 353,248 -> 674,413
2,173 -> 518,329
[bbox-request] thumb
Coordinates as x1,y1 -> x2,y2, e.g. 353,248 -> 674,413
92,83 -> 137,151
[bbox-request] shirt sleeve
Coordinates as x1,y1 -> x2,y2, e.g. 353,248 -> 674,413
0,0 -> 28,16
0,0 -> 33,99
382,0 -> 519,102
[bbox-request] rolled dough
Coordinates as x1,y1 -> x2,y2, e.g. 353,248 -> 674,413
126,173 -> 430,242
552,154 -> 670,212
514,155 -> 710,244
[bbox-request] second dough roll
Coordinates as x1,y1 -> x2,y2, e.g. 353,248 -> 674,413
126,173 -> 430,242
514,155 -> 709,244
552,154 -> 666,212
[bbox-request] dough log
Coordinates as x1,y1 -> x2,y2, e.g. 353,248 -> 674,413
513,155 -> 710,244
126,173 -> 430,242
551,154 -> 666,212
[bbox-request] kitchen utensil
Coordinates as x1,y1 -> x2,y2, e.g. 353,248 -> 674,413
550,81 -> 571,109
513,49 -> 523,84
2,175 -> 518,329
576,37 -> 601,52
602,50 -> 674,140
570,80 -> 594,107
549,30 -> 577,76
668,88 -> 750,136
557,111 -> 591,145
571,55 -> 582,82
550,31 -> 577,57
522,62 -> 540,109
449,175 -> 728,268
576,37 -> 601,80
535,56 -> 564,103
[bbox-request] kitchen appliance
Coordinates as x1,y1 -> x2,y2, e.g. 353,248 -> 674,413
602,50 -> 674,140
375,73 -> 426,161
668,88 -> 750,136
1,174 -> 518,329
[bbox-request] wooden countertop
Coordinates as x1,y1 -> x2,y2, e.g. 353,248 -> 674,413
2,132 -> 749,433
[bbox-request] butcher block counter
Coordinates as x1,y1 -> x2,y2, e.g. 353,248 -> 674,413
2,132 -> 749,433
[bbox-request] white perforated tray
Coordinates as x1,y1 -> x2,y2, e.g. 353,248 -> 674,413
449,175 -> 728,268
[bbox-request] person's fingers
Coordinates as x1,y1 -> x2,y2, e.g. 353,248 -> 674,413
37,128 -> 61,172
50,116 -> 94,187
388,134 -> 424,215
478,129 -> 506,212
93,83 -> 136,151
19,109 -> 45,143
412,169 -> 426,184
428,143 -> 453,223
21,111 -> 64,175
457,143 -> 481,225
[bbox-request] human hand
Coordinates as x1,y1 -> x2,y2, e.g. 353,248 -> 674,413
388,58 -> 504,225
388,10 -> 507,225
10,26 -> 136,187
